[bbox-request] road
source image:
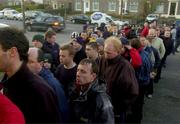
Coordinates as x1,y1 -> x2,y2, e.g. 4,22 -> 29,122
142,53 -> 180,123
0,19 -> 84,45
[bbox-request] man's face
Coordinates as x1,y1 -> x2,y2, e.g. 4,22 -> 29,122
76,63 -> 96,86
46,35 -> 56,44
59,50 -> 72,65
32,40 -> 43,48
71,41 -> 81,51
85,45 -> 98,59
164,31 -> 171,38
104,43 -> 119,59
140,37 -> 147,47
0,45 -> 10,72
147,30 -> 156,41
27,49 -> 41,74
81,33 -> 88,40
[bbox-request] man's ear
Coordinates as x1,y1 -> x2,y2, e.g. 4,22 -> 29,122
40,61 -> 44,66
92,73 -> 97,80
9,47 -> 18,57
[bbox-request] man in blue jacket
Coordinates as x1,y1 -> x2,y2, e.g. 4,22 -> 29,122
28,47 -> 70,122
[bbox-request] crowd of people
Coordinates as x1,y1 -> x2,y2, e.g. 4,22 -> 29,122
0,19 -> 179,123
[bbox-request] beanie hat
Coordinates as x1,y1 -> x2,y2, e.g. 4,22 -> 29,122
74,37 -> 84,45
96,38 -> 104,46
120,37 -> 129,45
32,34 -> 44,43
43,53 -> 53,63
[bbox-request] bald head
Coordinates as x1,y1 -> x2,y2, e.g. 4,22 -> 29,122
148,28 -> 156,37
28,47 -> 39,61
27,47 -> 44,74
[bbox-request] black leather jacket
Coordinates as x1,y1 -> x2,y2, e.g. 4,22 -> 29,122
69,79 -> 114,124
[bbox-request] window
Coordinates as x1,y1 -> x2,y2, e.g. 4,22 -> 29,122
86,2 -> 88,8
155,3 -> 164,14
129,1 -> 138,12
75,0 -> 81,11
108,1 -> 116,11
92,0 -> 99,11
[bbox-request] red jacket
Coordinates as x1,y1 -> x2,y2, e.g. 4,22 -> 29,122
0,93 -> 25,124
123,48 -> 142,69
140,26 -> 149,37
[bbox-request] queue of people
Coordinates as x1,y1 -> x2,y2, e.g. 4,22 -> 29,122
0,19 -> 178,123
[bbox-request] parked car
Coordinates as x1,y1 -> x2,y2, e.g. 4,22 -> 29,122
25,15 -> 65,32
3,10 -> 19,20
25,10 -> 45,20
70,15 -> 91,24
0,23 -> 9,28
16,13 -> 23,21
0,12 -> 3,19
146,14 -> 159,22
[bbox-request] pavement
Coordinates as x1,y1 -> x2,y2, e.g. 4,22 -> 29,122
142,52 -> 180,123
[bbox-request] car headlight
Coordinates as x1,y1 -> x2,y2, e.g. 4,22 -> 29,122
54,22 -> 59,26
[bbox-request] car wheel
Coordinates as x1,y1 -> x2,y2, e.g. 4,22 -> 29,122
72,19 -> 76,24
26,25 -> 32,31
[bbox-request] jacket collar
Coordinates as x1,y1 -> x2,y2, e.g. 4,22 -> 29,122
107,55 -> 123,65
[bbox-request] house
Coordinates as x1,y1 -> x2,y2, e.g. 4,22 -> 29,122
72,0 -> 139,15
47,0 -> 180,19
6,0 -> 21,6
158,0 -> 180,19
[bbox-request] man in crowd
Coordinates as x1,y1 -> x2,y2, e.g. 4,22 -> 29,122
55,44 -> 77,98
69,59 -> 114,123
0,27 -> 60,123
85,42 -> 99,63
32,34 -> 44,49
98,36 -> 139,123
42,30 -> 60,73
71,37 -> 87,65
147,28 -> 166,82
27,47 -> 70,122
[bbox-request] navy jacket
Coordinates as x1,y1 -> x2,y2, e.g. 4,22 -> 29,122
42,41 -> 60,72
39,67 -> 70,122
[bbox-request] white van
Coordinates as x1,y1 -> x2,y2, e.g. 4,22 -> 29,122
90,12 -> 114,27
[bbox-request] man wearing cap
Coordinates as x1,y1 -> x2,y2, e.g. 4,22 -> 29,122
71,37 -> 87,65
32,34 -> 44,49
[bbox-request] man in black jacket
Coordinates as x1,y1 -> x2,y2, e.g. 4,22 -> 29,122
69,59 -> 114,123
0,27 -> 60,123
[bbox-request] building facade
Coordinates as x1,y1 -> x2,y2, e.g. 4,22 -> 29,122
47,0 -> 180,19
